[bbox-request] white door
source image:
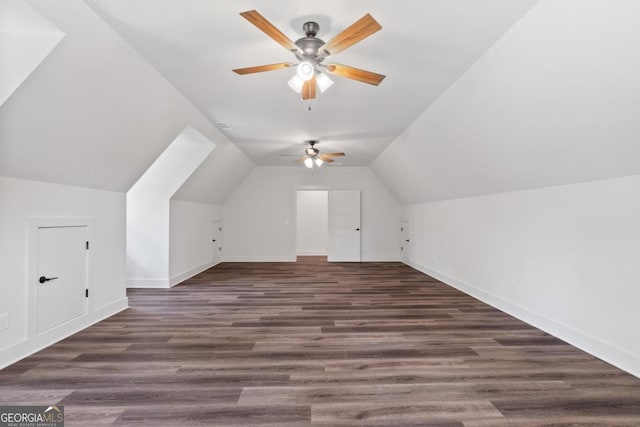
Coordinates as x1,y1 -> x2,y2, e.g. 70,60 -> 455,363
36,226 -> 88,334
212,221 -> 223,261
328,190 -> 361,262
400,221 -> 410,261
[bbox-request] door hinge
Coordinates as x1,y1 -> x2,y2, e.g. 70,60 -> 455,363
85,289 -> 89,298
219,247 -> 222,251
86,241 -> 89,250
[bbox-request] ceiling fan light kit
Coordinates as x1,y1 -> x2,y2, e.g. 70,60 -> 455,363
233,10 -> 385,102
315,72 -> 334,92
296,61 -> 315,80
287,75 -> 304,93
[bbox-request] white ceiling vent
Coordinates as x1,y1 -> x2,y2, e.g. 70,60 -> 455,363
215,122 -> 232,131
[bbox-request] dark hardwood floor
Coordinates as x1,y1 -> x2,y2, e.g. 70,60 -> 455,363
2,257 -> 640,426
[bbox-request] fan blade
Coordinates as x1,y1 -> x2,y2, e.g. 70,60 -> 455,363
326,63 -> 385,86
319,155 -> 335,163
232,62 -> 295,75
302,76 -> 317,100
233,62 -> 294,75
321,152 -> 346,157
240,10 -> 298,52
294,157 -> 308,163
321,14 -> 382,56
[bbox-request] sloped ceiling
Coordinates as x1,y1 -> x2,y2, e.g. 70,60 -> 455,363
372,0 -> 640,204
172,142 -> 254,204
3,1 -> 635,206
0,0 -> 253,202
0,0 -> 64,108
87,0 -> 538,166
129,127 -> 215,198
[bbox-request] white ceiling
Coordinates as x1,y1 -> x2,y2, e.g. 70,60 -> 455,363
0,0 -> 64,108
0,0 -> 253,199
87,0 -> 538,166
372,0 -> 640,203
3,0 -> 638,206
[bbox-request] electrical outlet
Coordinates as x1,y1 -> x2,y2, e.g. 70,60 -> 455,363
0,313 -> 9,332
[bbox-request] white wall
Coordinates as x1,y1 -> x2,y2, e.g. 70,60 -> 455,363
0,176 -> 128,368
169,199 -> 222,286
127,127 -> 214,287
223,166 -> 400,262
403,174 -> 640,377
296,190 -> 328,256
126,195 -> 169,285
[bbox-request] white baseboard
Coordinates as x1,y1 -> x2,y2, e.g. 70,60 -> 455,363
362,255 -> 402,262
222,255 -> 400,262
404,260 -> 640,379
0,297 -> 128,370
170,259 -> 221,287
127,278 -> 170,288
222,256 -> 297,262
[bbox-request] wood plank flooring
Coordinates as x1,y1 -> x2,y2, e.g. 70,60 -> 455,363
2,257 -> 640,426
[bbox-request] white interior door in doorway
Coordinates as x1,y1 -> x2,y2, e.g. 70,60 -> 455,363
400,221 -> 410,261
212,221 -> 223,261
328,190 -> 361,262
36,226 -> 89,334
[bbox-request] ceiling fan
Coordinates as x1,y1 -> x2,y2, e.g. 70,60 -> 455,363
295,141 -> 345,168
233,10 -> 385,100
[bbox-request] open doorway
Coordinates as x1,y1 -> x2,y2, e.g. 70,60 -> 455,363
296,190 -> 328,259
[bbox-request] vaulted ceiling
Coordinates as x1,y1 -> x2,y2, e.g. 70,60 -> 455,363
86,0 -> 537,166
1,0 -> 639,205
0,0 -> 253,203
372,0 -> 640,203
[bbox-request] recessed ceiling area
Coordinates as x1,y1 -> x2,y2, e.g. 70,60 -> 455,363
87,0 -> 538,166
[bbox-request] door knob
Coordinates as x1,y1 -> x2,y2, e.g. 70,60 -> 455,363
355,228 -> 360,231
406,239 -> 410,242
39,276 -> 58,284
212,239 -> 217,242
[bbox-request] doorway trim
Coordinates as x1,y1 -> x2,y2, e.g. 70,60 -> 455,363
400,220 -> 410,262
27,216 -> 95,342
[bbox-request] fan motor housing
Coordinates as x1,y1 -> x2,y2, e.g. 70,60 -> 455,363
305,140 -> 320,157
303,21 -> 319,37
295,22 -> 325,62
305,147 -> 319,157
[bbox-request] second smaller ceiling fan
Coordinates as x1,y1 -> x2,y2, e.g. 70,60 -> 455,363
295,141 -> 345,168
